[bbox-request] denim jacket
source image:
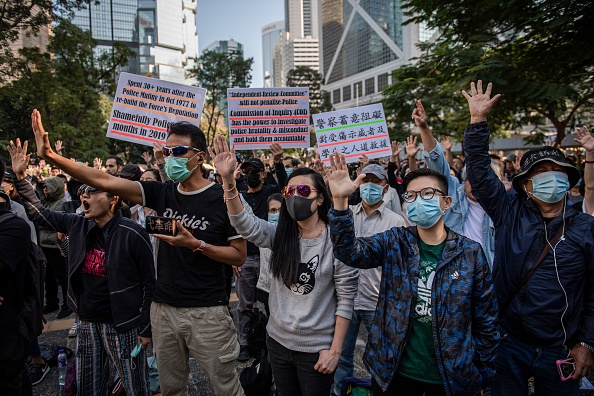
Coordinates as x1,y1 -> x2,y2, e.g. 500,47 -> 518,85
424,141 -> 495,268
329,208 -> 500,395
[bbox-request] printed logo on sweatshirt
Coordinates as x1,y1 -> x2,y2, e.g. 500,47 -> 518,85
290,255 -> 319,295
82,248 -> 106,277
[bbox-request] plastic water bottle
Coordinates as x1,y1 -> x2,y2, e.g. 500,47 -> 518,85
57,349 -> 67,387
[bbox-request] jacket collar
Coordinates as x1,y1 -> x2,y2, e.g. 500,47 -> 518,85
352,201 -> 387,217
91,210 -> 122,238
406,225 -> 463,270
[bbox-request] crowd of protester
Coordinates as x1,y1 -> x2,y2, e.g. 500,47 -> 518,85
0,81 -> 592,396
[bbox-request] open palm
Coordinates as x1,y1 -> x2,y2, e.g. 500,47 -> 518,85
325,151 -> 364,199
7,138 -> 30,178
207,135 -> 237,179
461,81 -> 501,120
575,126 -> 594,152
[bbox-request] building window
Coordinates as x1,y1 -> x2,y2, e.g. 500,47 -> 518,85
378,73 -> 389,92
365,78 -> 375,95
354,81 -> 363,98
333,89 -> 341,104
343,85 -> 352,101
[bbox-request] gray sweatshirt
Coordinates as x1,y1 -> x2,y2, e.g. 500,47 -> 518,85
230,209 -> 358,353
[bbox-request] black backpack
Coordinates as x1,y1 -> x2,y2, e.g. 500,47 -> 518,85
247,308 -> 268,357
240,350 -> 273,396
0,212 -> 46,343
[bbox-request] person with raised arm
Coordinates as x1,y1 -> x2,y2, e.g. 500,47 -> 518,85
209,135 -> 358,396
29,109 -> 246,396
326,151 -> 499,395
463,81 -> 594,395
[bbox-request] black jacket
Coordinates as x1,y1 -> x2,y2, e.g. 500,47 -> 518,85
464,121 -> 594,347
15,179 -> 155,337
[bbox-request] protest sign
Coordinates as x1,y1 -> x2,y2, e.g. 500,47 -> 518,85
313,104 -> 391,164
106,72 -> 206,146
228,87 -> 310,149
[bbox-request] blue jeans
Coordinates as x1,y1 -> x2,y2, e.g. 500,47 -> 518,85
332,310 -> 374,395
491,333 -> 580,396
267,335 -> 334,396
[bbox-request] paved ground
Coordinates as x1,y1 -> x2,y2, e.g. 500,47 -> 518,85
33,295 -> 369,395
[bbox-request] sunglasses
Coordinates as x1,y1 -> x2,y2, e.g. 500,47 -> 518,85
163,145 -> 202,157
77,185 -> 100,196
556,357 -> 575,381
241,167 -> 263,176
282,185 -> 319,199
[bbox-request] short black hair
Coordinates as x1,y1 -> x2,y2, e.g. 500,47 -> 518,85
402,168 -> 448,194
283,156 -> 299,167
106,155 -> 124,167
0,157 -> 5,184
169,122 -> 207,153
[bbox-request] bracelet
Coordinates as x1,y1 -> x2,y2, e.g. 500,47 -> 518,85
584,160 -> 594,164
224,192 -> 240,203
223,185 -> 237,193
579,342 -> 594,353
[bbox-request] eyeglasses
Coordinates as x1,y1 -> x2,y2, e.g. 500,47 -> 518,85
163,145 -> 202,157
77,185 -> 100,196
402,187 -> 446,203
282,185 -> 319,199
556,357 -> 575,381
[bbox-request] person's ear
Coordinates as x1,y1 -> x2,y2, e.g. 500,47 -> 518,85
110,195 -> 119,213
442,196 -> 452,211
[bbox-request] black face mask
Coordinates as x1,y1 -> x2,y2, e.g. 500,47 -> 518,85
286,195 -> 318,221
247,173 -> 262,188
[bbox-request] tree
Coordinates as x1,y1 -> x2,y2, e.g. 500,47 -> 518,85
382,0 -> 594,146
187,50 -> 253,148
286,66 -> 332,115
0,0 -> 88,83
0,19 -> 135,161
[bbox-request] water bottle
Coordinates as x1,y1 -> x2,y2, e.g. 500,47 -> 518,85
58,349 -> 67,387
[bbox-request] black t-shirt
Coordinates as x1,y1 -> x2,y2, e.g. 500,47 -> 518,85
241,185 -> 281,256
139,181 -> 240,307
0,206 -> 31,360
77,229 -> 112,322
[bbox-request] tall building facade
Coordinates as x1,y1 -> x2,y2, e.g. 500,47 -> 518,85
72,0 -> 198,84
261,21 -> 284,88
321,0 -> 434,109
273,0 -> 321,87
203,39 -> 243,54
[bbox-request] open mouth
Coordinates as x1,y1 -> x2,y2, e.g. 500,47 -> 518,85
82,201 -> 91,212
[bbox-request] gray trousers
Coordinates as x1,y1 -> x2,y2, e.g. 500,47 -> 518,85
236,255 -> 260,346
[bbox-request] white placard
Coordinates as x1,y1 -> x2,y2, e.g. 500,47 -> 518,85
227,87 -> 310,149
107,72 -> 206,146
313,103 -> 391,164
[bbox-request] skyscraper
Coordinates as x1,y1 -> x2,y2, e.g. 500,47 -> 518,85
261,21 -> 284,88
320,0 -> 431,109
203,39 -> 243,54
72,0 -> 199,84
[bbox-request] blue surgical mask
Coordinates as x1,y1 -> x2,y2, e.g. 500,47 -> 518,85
268,212 -> 279,224
164,152 -> 200,183
285,167 -> 293,177
529,171 -> 569,203
406,196 -> 444,229
360,182 -> 384,205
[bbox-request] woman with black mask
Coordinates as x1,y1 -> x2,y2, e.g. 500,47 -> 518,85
210,135 -> 358,396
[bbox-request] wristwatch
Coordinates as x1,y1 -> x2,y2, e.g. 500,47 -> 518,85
578,342 -> 594,353
192,240 -> 206,253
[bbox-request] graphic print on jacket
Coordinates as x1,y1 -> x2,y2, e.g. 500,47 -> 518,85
290,255 -> 319,295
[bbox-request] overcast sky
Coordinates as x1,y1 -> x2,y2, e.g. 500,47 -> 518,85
196,0 -> 284,88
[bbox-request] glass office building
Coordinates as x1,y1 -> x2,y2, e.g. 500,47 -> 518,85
262,21 -> 284,87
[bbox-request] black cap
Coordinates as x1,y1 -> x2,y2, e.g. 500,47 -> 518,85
512,147 -> 581,194
3,168 -> 16,183
119,164 -> 142,181
504,154 -> 517,162
240,158 -> 265,172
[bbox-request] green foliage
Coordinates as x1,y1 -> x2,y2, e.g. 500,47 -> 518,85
286,66 -> 333,114
383,0 -> 594,146
187,50 -> 253,148
0,19 -> 135,162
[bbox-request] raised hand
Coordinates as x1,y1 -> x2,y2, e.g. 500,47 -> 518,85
390,140 -> 402,161
575,126 -> 594,152
325,151 -> 365,200
269,142 -> 284,163
31,109 -> 55,159
441,135 -> 452,151
141,151 -> 153,165
358,154 -> 370,168
207,134 -> 237,179
412,99 -> 428,129
55,140 -> 63,156
153,142 -> 165,164
93,157 -> 102,169
406,135 -> 420,157
7,138 -> 30,179
461,81 -> 502,123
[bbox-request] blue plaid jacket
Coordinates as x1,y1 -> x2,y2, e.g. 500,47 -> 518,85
329,208 -> 500,395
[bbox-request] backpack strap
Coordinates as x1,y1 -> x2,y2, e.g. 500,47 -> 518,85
500,217 -> 572,315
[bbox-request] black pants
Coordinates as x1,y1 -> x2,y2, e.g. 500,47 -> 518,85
371,375 -> 446,396
42,247 -> 68,309
0,361 -> 31,396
